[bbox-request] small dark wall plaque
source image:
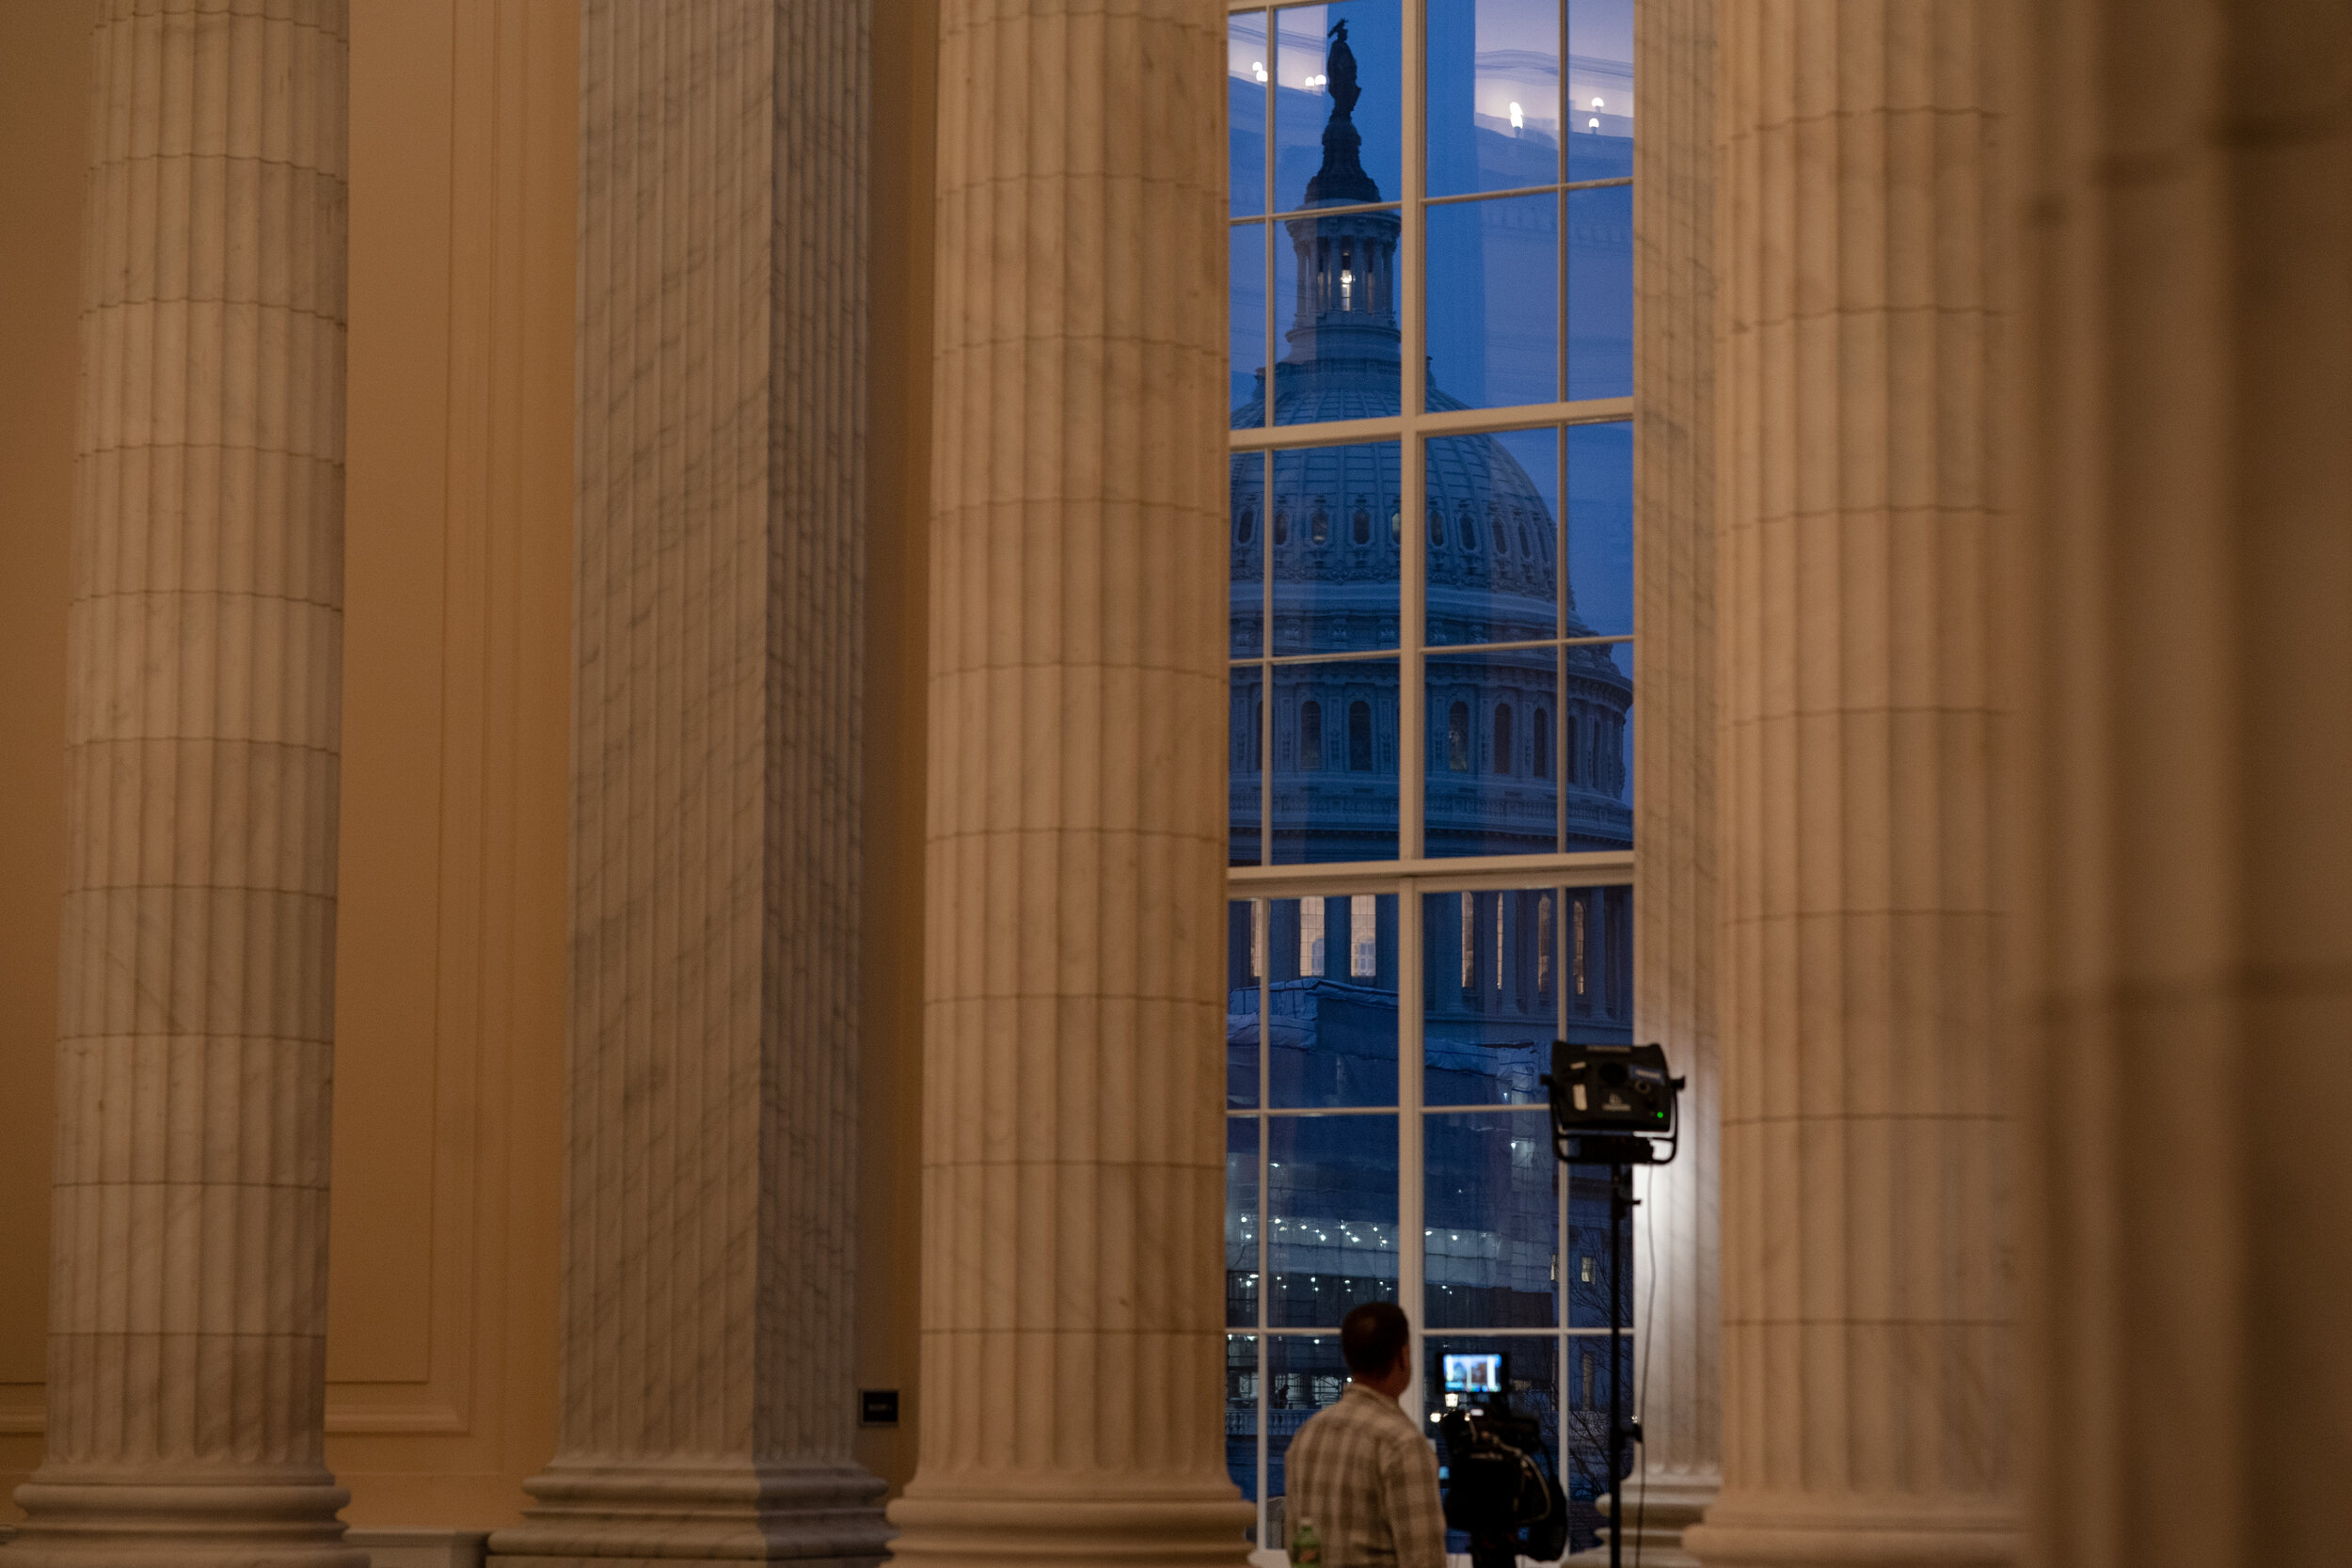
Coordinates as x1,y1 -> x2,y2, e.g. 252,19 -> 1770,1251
860,1389 -> 899,1427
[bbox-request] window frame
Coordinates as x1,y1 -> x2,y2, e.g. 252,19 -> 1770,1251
1222,1 -> 1638,1553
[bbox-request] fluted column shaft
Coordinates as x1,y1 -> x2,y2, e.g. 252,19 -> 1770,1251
1685,5 -> 2015,1565
2021,5 -> 2352,1567
883,4 -> 1250,1567
487,5 -> 885,1565
1611,0 -> 1720,1561
10,4 -> 358,1566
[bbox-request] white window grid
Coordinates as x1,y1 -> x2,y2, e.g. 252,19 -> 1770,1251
1224,0 -> 1638,1553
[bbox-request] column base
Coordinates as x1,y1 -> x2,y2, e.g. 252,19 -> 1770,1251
1566,1467 -> 1719,1568
1681,1492 -> 2015,1568
8,1472 -> 364,1567
886,1481 -> 1254,1568
485,1460 -> 889,1567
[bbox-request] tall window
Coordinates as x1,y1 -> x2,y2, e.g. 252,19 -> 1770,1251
1225,1 -> 1634,1556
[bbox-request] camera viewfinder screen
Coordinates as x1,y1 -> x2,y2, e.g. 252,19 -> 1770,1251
1441,1353 -> 1502,1394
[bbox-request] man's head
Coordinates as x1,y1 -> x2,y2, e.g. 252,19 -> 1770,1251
1340,1301 -> 1412,1396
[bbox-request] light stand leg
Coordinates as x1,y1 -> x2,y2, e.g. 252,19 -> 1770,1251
1607,1162 -> 1632,1568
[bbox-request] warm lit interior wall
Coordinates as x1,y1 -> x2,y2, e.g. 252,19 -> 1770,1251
0,0 -> 583,1526
857,0 -> 935,1498
0,0 -> 932,1526
0,0 -> 86,1491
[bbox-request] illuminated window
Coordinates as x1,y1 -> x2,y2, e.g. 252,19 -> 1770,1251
1224,2 -> 1635,1541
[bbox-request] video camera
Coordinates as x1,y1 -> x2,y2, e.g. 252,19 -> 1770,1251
1430,1353 -> 1566,1568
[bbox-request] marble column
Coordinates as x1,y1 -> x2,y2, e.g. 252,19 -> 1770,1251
1596,0 -> 1720,1561
1682,4 -> 2017,1566
2019,5 -> 2352,1567
881,3 -> 1251,1567
485,5 -> 886,1565
8,3 -> 358,1566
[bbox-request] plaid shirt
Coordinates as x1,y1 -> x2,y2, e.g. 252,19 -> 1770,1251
1284,1383 -> 1446,1568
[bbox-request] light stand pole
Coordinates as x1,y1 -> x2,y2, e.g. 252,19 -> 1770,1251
1545,1043 -> 1682,1568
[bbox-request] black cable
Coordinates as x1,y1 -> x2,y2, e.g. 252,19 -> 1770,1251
1631,1164 -> 1658,1568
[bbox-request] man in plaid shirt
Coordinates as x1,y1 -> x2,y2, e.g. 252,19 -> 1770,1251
1284,1303 -> 1446,1568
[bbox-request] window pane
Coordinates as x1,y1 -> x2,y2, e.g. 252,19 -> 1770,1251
1267,1114 -> 1399,1325
1555,883 -> 1633,1032
1422,887 -> 1574,1103
1565,182 -> 1631,399
1427,0 -> 1560,198
1427,193 -> 1559,410
1564,420 -> 1632,636
1565,0 -> 1634,182
1229,1117 -> 1262,1326
1558,1332 -> 1634,1553
1232,670 -> 1263,868
1273,659 -> 1400,863
1426,1336 -> 1565,1554
1273,210 -> 1404,422
1229,901 -> 1262,1103
1266,1334 -> 1351,1535
1267,895 -> 1398,1108
1426,652 -> 1563,857
1565,1164 -> 1630,1328
1268,441 -> 1401,653
1562,641 -> 1632,849
1232,224 -> 1269,429
1427,427 -> 1559,647
1230,12 -> 1270,216
1227,1335 -> 1262,1523
1274,2 -> 1402,215
1424,1108 -> 1559,1327
1232,451 -> 1266,656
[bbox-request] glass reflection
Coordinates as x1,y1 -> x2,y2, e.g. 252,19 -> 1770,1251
1263,441 -> 1401,654
1565,0 -> 1634,182
1427,0 -> 1561,198
1229,1117 -> 1261,1325
1427,427 -> 1559,647
1232,450 -> 1266,655
1426,652 -> 1569,857
1564,1168 -> 1632,1329
1272,659 -> 1400,863
1424,1109 -> 1559,1327
1565,182 -> 1632,399
1563,420 -> 1632,636
1231,10 -> 1269,216
1229,901 -> 1262,1102
1556,1333 -> 1632,1549
1427,193 -> 1559,409
1266,1114 -> 1399,1325
1227,1334 -> 1261,1522
1561,642 -> 1632,849
1232,671 -> 1263,866
1232,225 -> 1268,430
1420,884 -> 1634,1102
1266,895 -> 1399,1108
